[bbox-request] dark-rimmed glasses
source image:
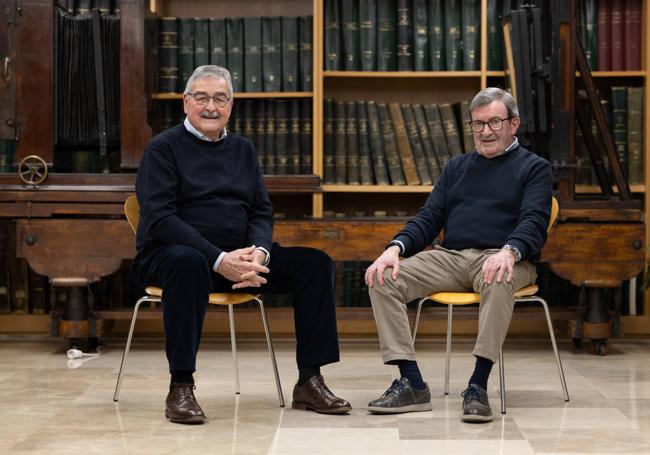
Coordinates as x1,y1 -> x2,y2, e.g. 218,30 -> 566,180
469,117 -> 513,133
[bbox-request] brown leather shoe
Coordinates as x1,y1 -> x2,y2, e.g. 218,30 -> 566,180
165,383 -> 206,424
292,375 -> 351,414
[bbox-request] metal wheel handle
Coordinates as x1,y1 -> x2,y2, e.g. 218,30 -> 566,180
18,155 -> 48,185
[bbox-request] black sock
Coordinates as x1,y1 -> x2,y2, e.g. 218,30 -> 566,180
170,370 -> 194,387
298,366 -> 321,385
397,360 -> 426,389
468,356 -> 493,390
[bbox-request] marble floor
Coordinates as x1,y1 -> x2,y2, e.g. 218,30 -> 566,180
1,336 -> 650,455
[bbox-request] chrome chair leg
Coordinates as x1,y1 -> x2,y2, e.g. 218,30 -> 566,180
412,298 -> 426,340
228,304 -> 240,395
114,295 -> 159,402
257,297 -> 285,407
444,304 -> 453,395
498,349 -> 506,414
529,296 -> 570,402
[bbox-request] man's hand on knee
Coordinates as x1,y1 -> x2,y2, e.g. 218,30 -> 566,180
217,246 -> 270,287
481,250 -> 515,284
365,246 -> 401,287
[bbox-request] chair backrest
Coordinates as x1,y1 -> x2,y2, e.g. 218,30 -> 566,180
548,196 -> 559,233
124,195 -> 140,235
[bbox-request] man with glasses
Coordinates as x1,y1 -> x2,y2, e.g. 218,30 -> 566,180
133,65 -> 351,424
365,88 -> 552,422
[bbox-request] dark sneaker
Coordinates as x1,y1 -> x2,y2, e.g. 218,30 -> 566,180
368,377 -> 432,414
461,383 -> 493,422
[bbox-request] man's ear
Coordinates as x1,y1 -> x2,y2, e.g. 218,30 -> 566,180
510,116 -> 521,133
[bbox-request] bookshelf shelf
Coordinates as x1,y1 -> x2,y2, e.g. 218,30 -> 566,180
323,71 -> 482,78
152,92 -> 314,100
322,184 -> 433,193
576,71 -> 647,78
575,184 -> 645,194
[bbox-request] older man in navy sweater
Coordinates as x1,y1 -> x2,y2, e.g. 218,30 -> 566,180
133,65 -> 350,424
365,88 -> 552,422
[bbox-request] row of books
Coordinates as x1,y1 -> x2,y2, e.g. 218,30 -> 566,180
325,0 -> 503,72
575,86 -> 644,186
158,15 -> 313,94
577,0 -> 642,71
323,99 -> 473,185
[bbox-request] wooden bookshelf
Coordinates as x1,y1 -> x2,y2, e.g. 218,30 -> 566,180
323,71 -> 483,78
322,184 -> 433,193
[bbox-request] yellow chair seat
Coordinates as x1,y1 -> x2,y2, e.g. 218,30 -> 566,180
145,286 -> 260,306
428,285 -> 539,305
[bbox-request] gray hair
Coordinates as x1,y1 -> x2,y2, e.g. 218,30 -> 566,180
469,87 -> 519,118
183,65 -> 234,97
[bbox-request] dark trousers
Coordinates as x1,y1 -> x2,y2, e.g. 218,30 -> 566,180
132,243 -> 340,373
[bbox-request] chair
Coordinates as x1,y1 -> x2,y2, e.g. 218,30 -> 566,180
113,195 -> 285,407
411,197 -> 568,414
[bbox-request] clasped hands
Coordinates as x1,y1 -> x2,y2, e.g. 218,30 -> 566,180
216,245 -> 269,289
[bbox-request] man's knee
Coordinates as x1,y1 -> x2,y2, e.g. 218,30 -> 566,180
166,246 -> 211,287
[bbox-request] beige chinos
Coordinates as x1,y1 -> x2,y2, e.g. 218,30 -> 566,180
369,245 -> 537,364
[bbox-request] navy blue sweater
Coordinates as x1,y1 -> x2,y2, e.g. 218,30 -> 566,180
394,145 -> 552,261
135,125 -> 273,266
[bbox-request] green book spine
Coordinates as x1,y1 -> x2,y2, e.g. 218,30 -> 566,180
402,104 -> 432,184
424,103 -> 450,168
486,0 -> 502,70
413,104 -> 441,181
357,101 -> 374,184
360,0 -> 377,71
243,99 -> 256,147
231,103 -> 243,135
177,18 -> 194,93
438,103 -> 463,157
298,16 -> 313,91
300,99 -> 313,174
444,0 -> 461,70
244,17 -> 263,92
427,0 -> 445,70
275,100 -> 289,174
256,100 -> 268,172
282,17 -> 299,91
626,86 -> 643,184
342,0 -> 361,70
367,101 -> 390,185
346,101 -> 360,184
377,0 -> 396,70
378,103 -> 406,185
334,101 -> 347,183
583,0 -> 598,70
264,100 -> 276,174
226,18 -> 244,92
413,0 -> 429,71
461,0 -> 479,70
193,18 -> 210,68
262,17 -> 282,92
396,0 -> 413,71
611,86 -> 628,181
323,99 -> 336,183
458,101 -> 474,153
158,17 -> 178,93
324,0 -> 342,70
288,99 -> 301,174
209,18 -> 227,67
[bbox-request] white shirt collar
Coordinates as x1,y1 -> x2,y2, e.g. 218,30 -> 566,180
184,117 -> 227,142
504,136 -> 519,153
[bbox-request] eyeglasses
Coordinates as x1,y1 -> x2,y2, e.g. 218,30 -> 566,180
469,117 -> 513,133
187,92 -> 232,108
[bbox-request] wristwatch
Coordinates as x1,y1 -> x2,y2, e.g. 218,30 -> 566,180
502,244 -> 521,262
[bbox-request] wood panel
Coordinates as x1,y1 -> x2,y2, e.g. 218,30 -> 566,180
15,0 -> 53,164
0,1 -> 17,140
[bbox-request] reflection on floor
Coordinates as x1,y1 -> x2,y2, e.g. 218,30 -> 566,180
1,336 -> 650,454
